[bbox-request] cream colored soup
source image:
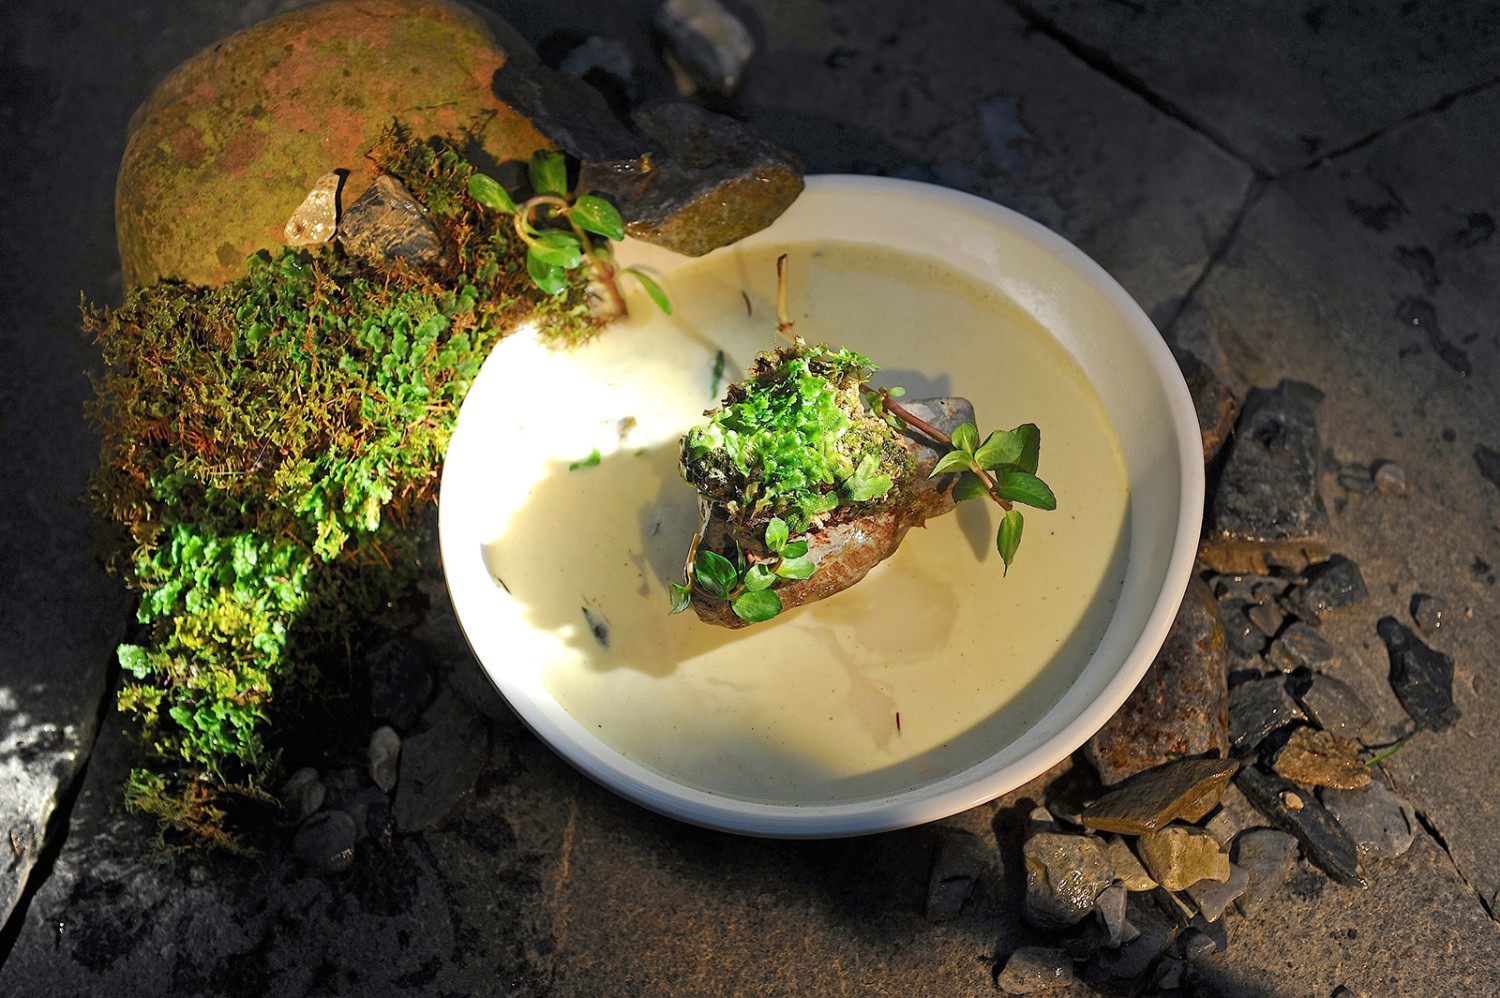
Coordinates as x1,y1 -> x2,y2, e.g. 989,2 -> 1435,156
476,241 -> 1128,804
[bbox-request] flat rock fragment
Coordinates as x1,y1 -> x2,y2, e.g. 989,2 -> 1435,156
1291,671 -> 1372,740
1320,781 -> 1417,859
997,946 -> 1076,995
1172,346 -> 1239,462
925,829 -> 988,922
1080,757 -> 1240,834
1022,832 -> 1115,930
1378,616 -> 1460,731
1085,578 -> 1229,784
338,174 -> 444,266
1273,726 -> 1371,790
1106,836 -> 1157,892
1185,863 -> 1247,922
1231,828 -> 1300,915
1136,827 -> 1230,892
1266,621 -> 1337,672
1235,765 -> 1366,888
1287,555 -> 1369,620
1229,674 -> 1306,750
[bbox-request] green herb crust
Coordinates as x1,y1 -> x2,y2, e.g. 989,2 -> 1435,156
679,343 -> 915,534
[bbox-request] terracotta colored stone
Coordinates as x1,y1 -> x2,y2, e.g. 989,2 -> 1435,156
1085,577 -> 1230,785
1273,727 -> 1372,791
117,0 -> 551,288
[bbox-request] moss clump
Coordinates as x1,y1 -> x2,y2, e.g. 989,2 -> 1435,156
88,128 -> 603,849
680,343 -> 915,534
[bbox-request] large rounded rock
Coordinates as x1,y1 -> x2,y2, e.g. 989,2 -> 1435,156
117,0 -> 550,289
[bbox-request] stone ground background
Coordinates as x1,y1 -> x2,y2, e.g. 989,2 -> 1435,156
2,0 -> 1499,994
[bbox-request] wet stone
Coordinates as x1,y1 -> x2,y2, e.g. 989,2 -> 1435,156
655,0 -> 754,98
1186,863 -> 1247,923
1085,578 -> 1229,785
1136,827 -> 1230,892
1373,461 -> 1408,495
1220,601 -> 1267,658
1321,782 -> 1417,860
1094,881 -> 1130,947
1235,765 -> 1366,887
1106,836 -> 1157,892
1229,674 -> 1306,750
1022,832 -> 1115,930
1247,601 -> 1283,638
925,829 -> 988,922
1379,616 -> 1460,731
1287,555 -> 1369,620
1176,925 -> 1224,965
293,809 -> 357,875
1231,828 -> 1300,915
996,946 -> 1076,995
1273,726 -> 1371,790
284,171 -> 341,246
1202,384 -> 1330,574
581,101 -> 804,257
1292,672 -> 1372,740
1410,592 -> 1447,633
338,174 -> 443,267
1080,757 -> 1240,835
281,766 -> 325,822
1265,621 -> 1337,672
368,725 -> 401,794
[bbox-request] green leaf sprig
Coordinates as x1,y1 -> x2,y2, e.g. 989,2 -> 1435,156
669,516 -> 814,622
874,389 -> 1056,573
467,151 -> 670,316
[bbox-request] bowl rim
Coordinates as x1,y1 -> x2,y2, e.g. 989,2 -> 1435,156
440,174 -> 1206,838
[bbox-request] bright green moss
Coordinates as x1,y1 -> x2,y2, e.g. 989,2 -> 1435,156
681,343 -> 915,533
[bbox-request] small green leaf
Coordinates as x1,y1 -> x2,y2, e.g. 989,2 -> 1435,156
764,517 -> 789,554
529,150 -> 569,197
885,385 -> 906,398
526,251 -> 568,295
466,172 -> 517,213
930,450 -> 974,477
951,472 -> 988,502
996,470 -> 1057,510
845,453 -> 894,502
668,583 -> 692,614
732,589 -> 782,623
528,230 -> 584,269
997,509 -> 1024,574
622,268 -> 672,314
951,422 -> 979,454
973,428 -> 1023,470
779,539 -> 809,559
571,194 -> 626,241
743,564 -> 776,591
1014,423 -> 1042,474
774,555 -> 816,580
568,448 -> 601,471
694,549 -> 738,599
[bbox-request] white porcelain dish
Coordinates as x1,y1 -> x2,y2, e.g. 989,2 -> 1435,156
439,175 -> 1204,837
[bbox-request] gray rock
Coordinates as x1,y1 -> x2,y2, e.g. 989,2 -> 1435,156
1094,881 -> 1130,947
1203,807 -> 1241,849
1287,555 -> 1370,620
1231,828 -> 1300,915
1247,600 -> 1284,638
1080,757 -> 1240,835
997,946 -> 1075,994
293,810 -> 357,875
1229,674 -> 1306,750
1022,832 -> 1114,929
368,725 -> 401,794
1410,592 -> 1447,633
1220,600 -> 1268,657
1338,470 -> 1376,493
1378,616 -> 1460,731
392,686 -> 490,834
366,636 -> 435,732
1265,621 -> 1338,672
924,829 -> 988,922
1177,926 -> 1222,965
1373,460 -> 1408,495
654,0 -> 754,98
1202,384 -> 1330,573
1089,892 -> 1179,983
281,766 -> 326,822
1235,765 -> 1366,888
1186,863 -> 1248,922
1085,578 -> 1229,784
337,174 -> 444,266
1292,672 -> 1373,741
1321,782 -> 1417,859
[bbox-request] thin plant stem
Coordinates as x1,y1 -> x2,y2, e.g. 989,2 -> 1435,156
877,389 -> 1013,511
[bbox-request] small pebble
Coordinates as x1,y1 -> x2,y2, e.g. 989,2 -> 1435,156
1266,622 -> 1338,672
283,171 -> 341,246
996,946 -> 1075,995
1136,827 -> 1230,892
282,766 -> 326,822
1221,602 -> 1267,657
1287,555 -> 1369,620
1410,593 -> 1446,632
1231,829 -> 1299,915
1023,832 -> 1115,929
368,725 -> 402,793
1337,471 -> 1375,494
1247,602 -> 1284,638
1373,461 -> 1408,495
1321,782 -> 1417,859
1186,863 -> 1248,923
1273,727 -> 1371,790
1379,616 -> 1460,731
1229,674 -> 1306,750
925,830 -> 988,922
1094,882 -> 1129,947
293,810 -> 357,875
1292,672 -> 1372,741
654,0 -> 754,97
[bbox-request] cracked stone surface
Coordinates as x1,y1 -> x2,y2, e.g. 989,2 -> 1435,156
3,0 -> 1500,994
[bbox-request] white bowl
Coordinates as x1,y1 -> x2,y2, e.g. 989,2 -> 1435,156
439,175 -> 1204,837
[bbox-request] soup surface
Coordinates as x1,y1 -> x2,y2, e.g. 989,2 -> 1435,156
470,240 -> 1130,803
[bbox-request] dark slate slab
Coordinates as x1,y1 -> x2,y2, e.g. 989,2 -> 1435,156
1235,765 -> 1366,889
1378,617 -> 1460,732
